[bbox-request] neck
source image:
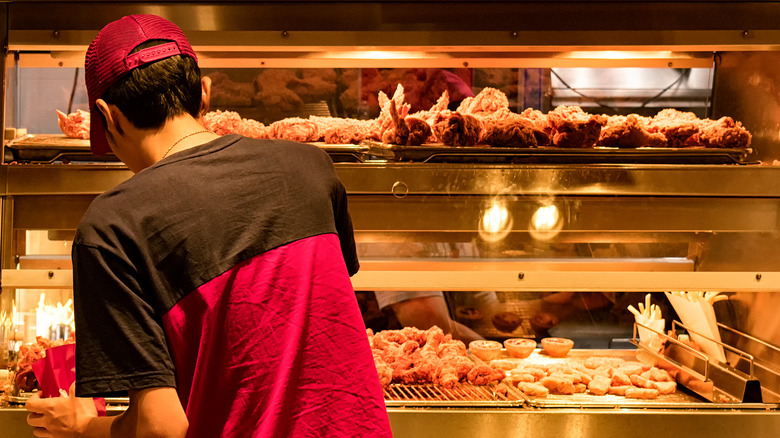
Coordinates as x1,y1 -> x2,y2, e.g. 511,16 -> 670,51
126,116 -> 219,172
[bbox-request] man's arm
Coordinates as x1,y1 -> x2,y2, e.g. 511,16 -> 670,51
390,295 -> 484,344
27,384 -> 187,438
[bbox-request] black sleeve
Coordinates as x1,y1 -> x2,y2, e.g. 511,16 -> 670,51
333,179 -> 359,276
72,243 -> 176,397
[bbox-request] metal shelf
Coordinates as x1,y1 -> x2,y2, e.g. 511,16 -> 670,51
3,163 -> 780,197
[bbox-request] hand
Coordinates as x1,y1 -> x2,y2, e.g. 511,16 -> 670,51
26,382 -> 98,438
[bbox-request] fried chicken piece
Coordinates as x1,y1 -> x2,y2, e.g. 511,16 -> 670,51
511,366 -> 546,381
545,364 -> 578,376
467,365 -> 505,385
548,106 -> 606,148
268,117 -> 319,142
616,364 -> 648,376
648,108 -> 699,148
698,116 -> 752,148
436,365 -> 460,389
408,90 -> 450,124
373,355 -> 394,388
520,108 -> 553,137
479,108 -> 551,147
374,84 -> 412,141
494,382 -> 509,398
382,100 -> 432,146
406,117 -> 433,145
481,117 -> 539,148
574,370 -> 592,385
456,87 -> 510,115
504,373 -> 536,386
549,372 -> 582,385
432,111 -> 483,146
598,114 -> 667,148
489,359 -> 524,371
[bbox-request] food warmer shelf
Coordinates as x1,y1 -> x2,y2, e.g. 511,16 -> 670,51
365,141 -> 756,165
5,135 -> 369,164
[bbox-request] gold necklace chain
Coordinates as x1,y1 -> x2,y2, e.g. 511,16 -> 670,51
161,129 -> 211,159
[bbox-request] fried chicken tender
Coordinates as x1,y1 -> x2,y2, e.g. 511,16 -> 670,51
651,380 -> 678,395
539,375 -> 576,395
584,357 -> 625,370
517,382 -> 550,398
625,387 -> 660,399
587,376 -> 611,396
608,385 -> 632,396
610,371 -> 632,387
641,367 -> 673,382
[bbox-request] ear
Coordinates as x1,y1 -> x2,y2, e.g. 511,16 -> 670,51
95,99 -> 125,137
199,76 -> 212,118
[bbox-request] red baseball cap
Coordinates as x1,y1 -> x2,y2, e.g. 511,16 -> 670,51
85,14 -> 198,155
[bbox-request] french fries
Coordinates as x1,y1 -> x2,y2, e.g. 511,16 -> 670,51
627,293 -> 663,321
667,291 -> 728,304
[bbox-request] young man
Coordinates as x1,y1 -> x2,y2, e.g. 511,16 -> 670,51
26,14 -> 392,438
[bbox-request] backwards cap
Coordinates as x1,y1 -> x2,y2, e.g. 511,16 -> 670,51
85,14 -> 198,155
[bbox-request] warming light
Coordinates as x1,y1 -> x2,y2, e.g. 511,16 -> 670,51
479,199 -> 513,243
529,203 -> 563,241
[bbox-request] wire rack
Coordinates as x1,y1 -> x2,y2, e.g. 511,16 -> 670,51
383,382 -> 524,407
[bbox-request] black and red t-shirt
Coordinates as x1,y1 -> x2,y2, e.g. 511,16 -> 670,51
72,135 -> 391,437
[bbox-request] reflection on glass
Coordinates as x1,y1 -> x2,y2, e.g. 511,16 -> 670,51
529,202 -> 562,241
479,199 -> 512,243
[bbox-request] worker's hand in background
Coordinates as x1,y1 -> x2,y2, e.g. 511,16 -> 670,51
26,382 -> 97,438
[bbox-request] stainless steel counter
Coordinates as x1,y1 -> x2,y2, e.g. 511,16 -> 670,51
5,162 -> 780,197
1,406 -> 779,437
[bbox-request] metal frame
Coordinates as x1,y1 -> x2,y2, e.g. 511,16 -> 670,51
1,2 -> 780,435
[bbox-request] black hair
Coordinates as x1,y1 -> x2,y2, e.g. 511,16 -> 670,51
101,40 -> 202,130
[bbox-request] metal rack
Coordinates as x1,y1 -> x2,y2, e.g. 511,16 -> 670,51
633,320 -> 780,406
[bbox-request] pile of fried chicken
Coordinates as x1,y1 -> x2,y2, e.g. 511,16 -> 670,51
368,326 -> 504,389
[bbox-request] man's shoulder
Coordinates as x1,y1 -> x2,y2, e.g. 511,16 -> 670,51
233,136 -> 330,161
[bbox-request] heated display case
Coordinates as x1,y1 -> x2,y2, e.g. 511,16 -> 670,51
1,1 -> 780,437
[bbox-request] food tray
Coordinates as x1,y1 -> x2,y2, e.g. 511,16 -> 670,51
308,142 -> 368,163
365,140 -> 754,165
481,348 -> 775,409
634,320 -> 780,407
6,134 -> 117,163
